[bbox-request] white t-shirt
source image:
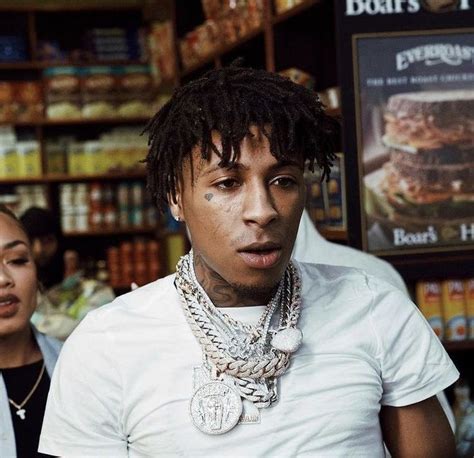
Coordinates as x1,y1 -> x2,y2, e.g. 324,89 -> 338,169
39,262 -> 458,457
293,210 -> 456,432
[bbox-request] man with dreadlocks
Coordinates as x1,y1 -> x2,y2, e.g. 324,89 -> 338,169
39,65 -> 457,456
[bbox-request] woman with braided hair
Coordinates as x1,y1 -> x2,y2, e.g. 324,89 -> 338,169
40,64 -> 457,457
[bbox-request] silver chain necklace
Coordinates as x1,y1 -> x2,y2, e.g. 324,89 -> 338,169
175,251 -> 303,435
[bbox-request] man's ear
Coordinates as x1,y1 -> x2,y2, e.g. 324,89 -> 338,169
168,184 -> 184,223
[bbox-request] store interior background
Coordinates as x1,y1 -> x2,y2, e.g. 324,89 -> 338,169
0,0 -> 472,440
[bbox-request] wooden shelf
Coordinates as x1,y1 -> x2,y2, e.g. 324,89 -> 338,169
0,116 -> 150,127
0,176 -> 47,184
43,116 -> 151,126
47,171 -> 146,182
272,0 -> 322,25
443,341 -> 474,351
0,2 -> 145,12
0,60 -> 148,70
0,61 -> 39,70
180,26 -> 264,77
319,228 -> 348,241
64,226 -> 156,237
0,171 -> 146,184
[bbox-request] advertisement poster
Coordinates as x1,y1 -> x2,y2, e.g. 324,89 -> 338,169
353,29 -> 474,254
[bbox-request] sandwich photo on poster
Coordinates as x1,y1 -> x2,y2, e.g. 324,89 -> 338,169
353,29 -> 474,255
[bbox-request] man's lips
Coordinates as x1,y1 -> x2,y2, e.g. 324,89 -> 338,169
237,243 -> 282,269
0,294 -> 20,318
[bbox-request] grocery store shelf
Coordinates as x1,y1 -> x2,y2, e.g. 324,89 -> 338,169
0,176 -> 47,184
272,0 -> 322,25
0,61 -> 40,70
0,116 -> 150,127
42,116 -> 151,126
0,2 -> 145,12
443,340 -> 474,351
47,171 -> 146,182
64,226 -> 156,237
180,26 -> 264,77
0,60 -> 148,70
0,171 -> 146,184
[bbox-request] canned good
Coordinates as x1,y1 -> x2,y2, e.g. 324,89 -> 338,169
441,280 -> 467,341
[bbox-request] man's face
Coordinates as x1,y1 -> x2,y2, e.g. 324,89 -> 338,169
170,127 -> 305,305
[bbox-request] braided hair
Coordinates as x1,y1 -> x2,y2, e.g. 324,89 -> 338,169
145,64 -> 339,212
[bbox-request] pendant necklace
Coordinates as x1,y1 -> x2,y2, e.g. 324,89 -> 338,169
8,361 -> 45,420
175,251 -> 303,435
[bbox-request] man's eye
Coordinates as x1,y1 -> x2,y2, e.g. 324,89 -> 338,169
273,177 -> 297,187
216,179 -> 239,189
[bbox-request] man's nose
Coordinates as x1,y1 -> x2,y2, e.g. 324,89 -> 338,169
242,182 -> 278,227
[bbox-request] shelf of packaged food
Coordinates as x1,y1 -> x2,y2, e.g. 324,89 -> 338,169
0,171 -> 146,184
272,0 -> 322,25
0,2 -> 145,12
0,116 -> 151,127
47,171 -> 147,182
63,226 -> 156,237
43,116 -> 151,126
0,61 -> 39,70
319,228 -> 348,241
0,176 -> 46,184
0,60 -> 149,70
443,341 -> 474,351
180,26 -> 265,77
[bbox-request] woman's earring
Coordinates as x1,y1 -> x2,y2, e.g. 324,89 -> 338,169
174,214 -> 181,222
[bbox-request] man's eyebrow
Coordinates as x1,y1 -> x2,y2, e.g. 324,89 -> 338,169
201,163 -> 249,176
2,240 -> 28,250
201,159 -> 301,176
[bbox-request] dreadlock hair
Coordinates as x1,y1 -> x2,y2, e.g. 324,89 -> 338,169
144,63 -> 339,212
